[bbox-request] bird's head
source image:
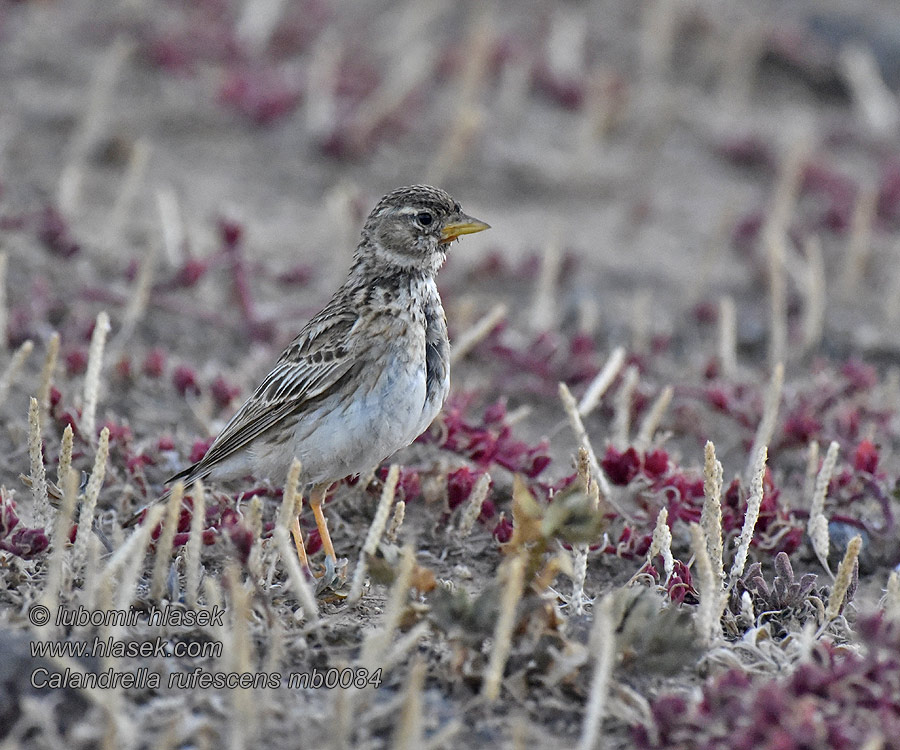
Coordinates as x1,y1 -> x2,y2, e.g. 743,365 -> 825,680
358,185 -> 490,274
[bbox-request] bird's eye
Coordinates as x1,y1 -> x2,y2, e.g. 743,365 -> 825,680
416,212 -> 433,226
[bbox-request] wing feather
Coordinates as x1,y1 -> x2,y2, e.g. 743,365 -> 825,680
182,304 -> 361,477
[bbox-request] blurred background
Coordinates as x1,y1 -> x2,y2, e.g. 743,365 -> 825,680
2,0 -> 900,444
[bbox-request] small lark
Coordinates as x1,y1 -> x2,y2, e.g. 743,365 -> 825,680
129,185 -> 489,571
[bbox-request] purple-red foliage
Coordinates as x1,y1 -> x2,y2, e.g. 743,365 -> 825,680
0,492 -> 49,559
210,376 -> 240,409
189,438 -> 214,463
218,66 -> 303,125
634,615 -> 900,749
375,465 -> 421,502
172,365 -> 200,396
142,348 -> 167,378
424,397 -> 551,479
493,514 -> 513,543
36,205 -> 80,258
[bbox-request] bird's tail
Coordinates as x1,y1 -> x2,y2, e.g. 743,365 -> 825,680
121,462 -> 204,528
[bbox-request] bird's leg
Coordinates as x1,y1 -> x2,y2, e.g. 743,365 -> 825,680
309,483 -> 337,564
289,516 -> 310,572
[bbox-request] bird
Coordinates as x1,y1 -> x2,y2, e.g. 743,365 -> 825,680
126,185 -> 490,573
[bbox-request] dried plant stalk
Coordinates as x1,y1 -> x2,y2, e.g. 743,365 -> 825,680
730,446 -> 767,586
27,396 -> 51,527
58,37 -> 131,213
577,593 -> 615,750
801,236 -> 825,353
39,469 -> 79,620
37,332 -> 60,414
391,657 -> 426,750
114,240 -> 158,351
570,545 -> 588,616
701,441 -> 725,587
481,552 -> 526,701
766,231 -> 788,368
386,499 -> 406,544
531,241 -> 562,331
578,346 -> 626,417
103,138 -> 150,249
81,310 -> 111,440
278,457 -> 303,529
225,565 -> 256,750
613,365 -> 639,449
349,464 -> 399,602
361,544 -> 415,670
450,303 -> 506,363
185,479 -> 206,608
839,44 -> 900,136
746,362 -> 782,483
273,525 -> 319,621
809,440 -> 839,576
457,472 -> 491,537
826,534 -> 861,621
840,188 -> 877,294
150,481 -> 184,600
718,296 -> 737,377
885,571 -> 900,620
803,440 -> 820,510
0,339 -> 34,407
73,426 -> 110,571
646,507 -> 674,579
559,382 -> 612,499
635,384 -> 673,449
0,251 -> 6,354
108,505 -> 164,611
690,523 -> 720,644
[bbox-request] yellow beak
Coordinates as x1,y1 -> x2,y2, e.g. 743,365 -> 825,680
440,215 -> 491,244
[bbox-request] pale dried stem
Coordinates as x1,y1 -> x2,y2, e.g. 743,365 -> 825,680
481,552 -> 526,701
803,440 -> 820,511
746,362 -> 782,483
840,188 -> 877,295
701,441 -> 725,587
246,496 -> 263,577
0,340 -> 33,407
58,37 -> 131,214
885,571 -> 900,621
349,464 -> 399,603
766,230 -> 788,368
273,526 -> 319,622
226,565 -> 256,750
646,507 -> 674,579
37,332 -> 60,414
559,382 -> 612,500
185,479 -> 206,608
457,472 -> 491,537
570,546 -> 589,616
718,296 -> 738,377
809,440 -> 839,577
73,426 -> 110,572
578,346 -> 626,417
361,544 -> 415,670
386,500 -> 406,544
577,593 -> 615,750
150,481 -> 184,600
155,186 -> 186,265
113,239 -> 158,354
81,310 -> 111,441
0,252 -> 6,354
38,469 -> 79,621
801,236 -> 826,354
104,139 -> 150,250
730,446 -> 767,586
635,385 -> 673,449
613,365 -> 639,449
27,396 -> 51,527
429,10 -> 492,181
531,241 -> 562,331
236,0 -> 288,53
391,657 -> 426,750
630,289 -> 652,353
839,43 -> 900,137
108,505 -> 164,611
451,303 -> 507,363
826,534 -> 861,621
278,458 -> 303,529
884,238 -> 900,324
690,523 -> 720,644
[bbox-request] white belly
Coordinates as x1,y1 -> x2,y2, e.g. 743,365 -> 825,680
251,354 -> 435,486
